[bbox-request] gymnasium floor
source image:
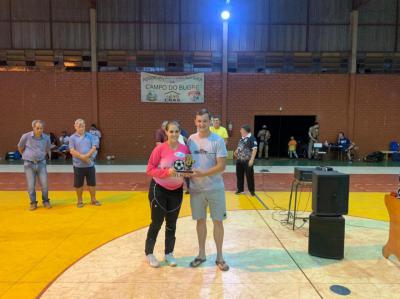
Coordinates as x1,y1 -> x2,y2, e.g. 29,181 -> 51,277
0,162 -> 399,298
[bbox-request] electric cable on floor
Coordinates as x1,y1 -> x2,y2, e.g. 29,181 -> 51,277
246,188 -> 323,299
260,172 -> 311,229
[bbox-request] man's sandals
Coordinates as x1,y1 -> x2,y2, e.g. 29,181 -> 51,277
189,257 -> 229,271
215,260 -> 229,271
189,257 -> 206,268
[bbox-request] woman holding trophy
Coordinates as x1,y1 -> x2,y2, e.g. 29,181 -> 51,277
145,121 -> 192,268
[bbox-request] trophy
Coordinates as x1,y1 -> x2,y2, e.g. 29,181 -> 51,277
174,154 -> 195,173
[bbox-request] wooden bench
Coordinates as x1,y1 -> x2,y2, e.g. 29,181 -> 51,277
380,150 -> 396,161
382,194 -> 400,261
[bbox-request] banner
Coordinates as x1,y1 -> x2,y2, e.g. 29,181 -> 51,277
141,72 -> 204,103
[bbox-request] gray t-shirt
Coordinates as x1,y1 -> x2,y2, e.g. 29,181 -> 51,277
188,132 -> 227,192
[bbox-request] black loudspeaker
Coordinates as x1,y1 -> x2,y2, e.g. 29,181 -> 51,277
312,171 -> 349,216
308,213 -> 345,259
294,167 -> 314,182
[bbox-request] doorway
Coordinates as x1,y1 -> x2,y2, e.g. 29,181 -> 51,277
254,115 -> 316,158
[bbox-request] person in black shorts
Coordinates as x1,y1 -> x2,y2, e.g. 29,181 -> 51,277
69,119 -> 101,208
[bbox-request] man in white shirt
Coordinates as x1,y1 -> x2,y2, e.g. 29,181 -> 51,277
188,109 -> 229,271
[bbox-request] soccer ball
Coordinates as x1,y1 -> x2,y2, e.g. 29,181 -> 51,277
174,160 -> 185,171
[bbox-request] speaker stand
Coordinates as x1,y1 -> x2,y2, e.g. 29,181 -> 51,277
287,179 -> 312,230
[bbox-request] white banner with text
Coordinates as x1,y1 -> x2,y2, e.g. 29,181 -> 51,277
141,72 -> 204,103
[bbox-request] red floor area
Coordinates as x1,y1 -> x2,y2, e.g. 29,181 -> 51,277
0,173 -> 397,192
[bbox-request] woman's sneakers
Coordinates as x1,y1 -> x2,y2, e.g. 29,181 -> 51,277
146,253 -> 177,267
164,253 -> 177,267
146,254 -> 160,268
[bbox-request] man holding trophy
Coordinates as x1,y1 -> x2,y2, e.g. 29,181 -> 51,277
187,109 -> 230,271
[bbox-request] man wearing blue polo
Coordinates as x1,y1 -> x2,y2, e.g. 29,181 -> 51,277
69,119 -> 101,208
18,120 -> 52,211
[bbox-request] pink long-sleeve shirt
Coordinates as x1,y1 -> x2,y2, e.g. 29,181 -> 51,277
146,142 -> 190,190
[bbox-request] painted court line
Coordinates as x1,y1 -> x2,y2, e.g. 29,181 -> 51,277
0,164 -> 399,174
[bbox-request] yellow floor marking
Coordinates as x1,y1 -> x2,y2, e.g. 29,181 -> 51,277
0,190 -> 389,298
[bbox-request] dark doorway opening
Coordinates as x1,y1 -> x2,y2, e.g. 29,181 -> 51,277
254,115 -> 316,158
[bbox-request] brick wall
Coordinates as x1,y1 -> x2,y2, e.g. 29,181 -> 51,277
0,72 -> 93,155
354,75 -> 400,155
227,73 -> 350,149
97,72 -> 222,159
1,72 -> 399,160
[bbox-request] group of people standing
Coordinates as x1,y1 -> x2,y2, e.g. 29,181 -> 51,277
18,119 -> 101,210
254,122 -> 355,161
146,109 -> 230,271
18,112 -> 357,274
146,110 -> 264,270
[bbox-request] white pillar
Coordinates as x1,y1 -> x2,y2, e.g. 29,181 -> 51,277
222,21 -> 228,125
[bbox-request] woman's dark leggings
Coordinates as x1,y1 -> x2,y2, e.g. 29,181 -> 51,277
145,180 -> 183,255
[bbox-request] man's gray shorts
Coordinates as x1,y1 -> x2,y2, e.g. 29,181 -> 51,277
190,189 -> 227,221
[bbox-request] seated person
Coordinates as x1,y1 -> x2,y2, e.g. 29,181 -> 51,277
5,149 -> 22,161
49,132 -> 59,160
58,131 -> 70,159
337,132 -> 355,161
89,124 -> 102,150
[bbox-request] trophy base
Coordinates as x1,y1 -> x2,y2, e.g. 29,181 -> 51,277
176,170 -> 193,173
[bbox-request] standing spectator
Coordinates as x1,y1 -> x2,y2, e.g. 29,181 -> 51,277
308,122 -> 320,159
69,119 -> 101,208
257,125 -> 271,159
210,115 -> 228,145
145,121 -> 190,268
288,136 -> 298,159
180,128 -> 189,138
179,123 -> 189,140
89,124 -> 102,150
17,120 -> 52,210
234,125 -> 257,196
155,121 -> 168,146
188,108 -> 229,271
